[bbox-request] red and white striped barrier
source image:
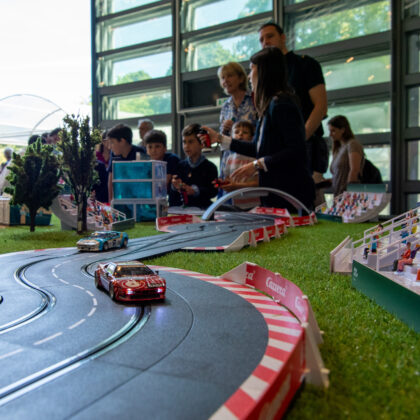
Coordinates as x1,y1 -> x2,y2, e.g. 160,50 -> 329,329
156,214 -> 202,232
249,208 -> 317,227
150,262 -> 328,419
182,222 -> 287,252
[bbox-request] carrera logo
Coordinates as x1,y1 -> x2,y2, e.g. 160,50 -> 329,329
294,296 -> 305,314
266,277 -> 286,297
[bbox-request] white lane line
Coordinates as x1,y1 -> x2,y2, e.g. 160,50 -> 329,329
34,332 -> 63,346
209,406 -> 237,420
268,324 -> 301,337
73,285 -> 85,290
0,349 -> 24,360
92,298 -> 97,306
59,279 -> 69,285
237,293 -> 271,301
267,338 -> 294,352
240,375 -> 268,401
262,313 -> 300,324
54,263 -> 62,269
68,319 -> 86,330
252,302 -> 288,312
260,355 -> 284,371
85,290 -> 94,297
87,307 -> 96,317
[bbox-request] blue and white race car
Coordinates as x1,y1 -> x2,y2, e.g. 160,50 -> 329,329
77,231 -> 128,252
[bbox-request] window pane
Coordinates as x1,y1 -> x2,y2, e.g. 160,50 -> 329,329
365,145 -> 390,181
408,31 -> 420,74
407,194 -> 420,210
180,0 -> 272,32
404,0 -> 420,18
98,50 -> 172,87
96,0 -> 159,16
183,30 -> 259,72
323,144 -> 390,181
407,141 -> 420,181
407,87 -> 420,127
323,54 -> 390,91
323,101 -> 391,134
289,1 -> 391,50
206,154 -> 221,175
102,88 -> 171,120
97,9 -> 172,52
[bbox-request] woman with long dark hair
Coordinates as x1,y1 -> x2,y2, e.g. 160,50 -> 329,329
328,115 -> 364,196
201,47 -> 315,211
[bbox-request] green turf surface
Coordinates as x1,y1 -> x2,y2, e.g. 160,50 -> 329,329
1,215 -> 419,419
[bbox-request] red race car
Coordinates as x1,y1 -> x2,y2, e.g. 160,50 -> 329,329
94,261 -> 166,302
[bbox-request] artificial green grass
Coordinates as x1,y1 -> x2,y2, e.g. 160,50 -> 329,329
1,216 -> 419,419
0,214 -> 160,253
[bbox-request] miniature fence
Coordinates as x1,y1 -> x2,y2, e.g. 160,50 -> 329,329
352,212 -> 420,263
375,231 -> 420,272
363,206 -> 420,240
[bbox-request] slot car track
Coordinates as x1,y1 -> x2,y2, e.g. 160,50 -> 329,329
0,213 -> 290,419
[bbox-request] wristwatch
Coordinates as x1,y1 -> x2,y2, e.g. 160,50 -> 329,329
253,160 -> 260,170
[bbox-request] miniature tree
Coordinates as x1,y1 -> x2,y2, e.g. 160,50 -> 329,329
5,139 -> 61,232
58,115 -> 101,234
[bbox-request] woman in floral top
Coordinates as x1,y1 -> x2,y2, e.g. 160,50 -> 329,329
218,62 -> 257,183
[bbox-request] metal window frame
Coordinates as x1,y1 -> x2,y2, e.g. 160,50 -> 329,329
92,0 -> 408,209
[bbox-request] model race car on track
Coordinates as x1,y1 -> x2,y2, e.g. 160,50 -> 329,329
94,261 -> 166,302
77,231 -> 128,252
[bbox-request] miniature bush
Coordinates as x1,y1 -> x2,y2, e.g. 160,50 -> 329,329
5,138 -> 61,232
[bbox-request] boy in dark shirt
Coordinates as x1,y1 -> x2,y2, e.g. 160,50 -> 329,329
144,129 -> 180,190
170,124 -> 218,209
107,123 -> 148,201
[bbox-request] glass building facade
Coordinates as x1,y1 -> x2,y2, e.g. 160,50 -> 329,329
92,0 -> 420,214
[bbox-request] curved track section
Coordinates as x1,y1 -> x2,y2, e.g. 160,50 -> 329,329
0,213 -> 312,419
0,261 -> 56,333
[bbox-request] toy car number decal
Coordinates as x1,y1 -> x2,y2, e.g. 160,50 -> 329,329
122,280 -> 146,288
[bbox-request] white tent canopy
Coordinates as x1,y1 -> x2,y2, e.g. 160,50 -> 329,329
0,94 -> 67,146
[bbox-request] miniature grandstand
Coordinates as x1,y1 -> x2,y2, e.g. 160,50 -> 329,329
50,195 -> 134,231
316,185 -> 391,223
330,206 -> 420,332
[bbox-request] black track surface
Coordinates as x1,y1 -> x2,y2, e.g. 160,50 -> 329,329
0,216 -> 276,419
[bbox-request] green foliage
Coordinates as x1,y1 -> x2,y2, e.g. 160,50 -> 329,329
196,41 -> 237,70
57,115 -> 101,233
118,91 -> 171,116
239,0 -> 271,18
5,139 -> 61,232
294,1 -> 391,49
116,69 -> 151,84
